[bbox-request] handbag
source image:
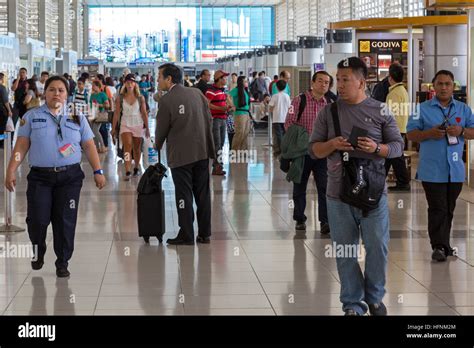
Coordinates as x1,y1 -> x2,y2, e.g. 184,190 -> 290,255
95,110 -> 109,123
330,103 -> 385,216
26,97 -> 40,110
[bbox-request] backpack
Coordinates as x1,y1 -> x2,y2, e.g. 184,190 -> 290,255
330,102 -> 386,216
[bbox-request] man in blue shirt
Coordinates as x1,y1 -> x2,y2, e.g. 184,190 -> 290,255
407,70 -> 474,262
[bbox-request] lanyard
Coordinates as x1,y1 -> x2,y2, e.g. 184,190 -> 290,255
48,114 -> 63,141
438,103 -> 454,124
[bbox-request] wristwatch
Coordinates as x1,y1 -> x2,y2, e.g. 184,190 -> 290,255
373,144 -> 381,154
461,127 -> 465,137
93,169 -> 104,175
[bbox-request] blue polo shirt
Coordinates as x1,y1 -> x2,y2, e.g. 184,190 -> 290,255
407,97 -> 474,183
17,104 -> 94,167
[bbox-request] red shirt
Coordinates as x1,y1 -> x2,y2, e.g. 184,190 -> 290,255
284,90 -> 327,135
205,85 -> 227,119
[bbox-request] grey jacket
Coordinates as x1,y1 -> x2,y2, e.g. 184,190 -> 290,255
155,84 -> 215,168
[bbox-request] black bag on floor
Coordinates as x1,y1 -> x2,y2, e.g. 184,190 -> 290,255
137,152 -> 167,243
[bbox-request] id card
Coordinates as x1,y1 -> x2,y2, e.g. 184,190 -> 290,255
447,134 -> 459,146
59,143 -> 75,157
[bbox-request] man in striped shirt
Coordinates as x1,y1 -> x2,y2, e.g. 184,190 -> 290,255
205,70 -> 231,176
284,71 -> 333,234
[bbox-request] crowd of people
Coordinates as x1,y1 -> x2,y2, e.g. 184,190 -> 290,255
0,56 -> 472,317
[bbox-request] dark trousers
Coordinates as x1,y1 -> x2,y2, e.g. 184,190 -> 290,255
272,123 -> 285,155
422,181 -> 463,253
99,123 -> 109,147
228,132 -> 234,150
384,133 -> 410,186
26,165 -> 84,268
171,159 -> 211,241
293,155 -> 328,224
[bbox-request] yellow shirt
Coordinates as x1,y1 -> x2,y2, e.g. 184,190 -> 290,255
386,82 -> 409,133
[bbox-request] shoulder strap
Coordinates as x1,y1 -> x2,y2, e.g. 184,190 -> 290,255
297,93 -> 307,121
330,102 -> 341,137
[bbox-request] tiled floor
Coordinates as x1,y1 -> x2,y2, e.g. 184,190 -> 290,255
1,122 -> 474,316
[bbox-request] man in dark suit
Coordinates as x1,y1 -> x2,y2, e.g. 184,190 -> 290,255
155,63 -> 215,245
194,69 -> 211,95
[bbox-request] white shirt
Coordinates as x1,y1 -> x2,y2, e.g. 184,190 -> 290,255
36,81 -> 45,95
121,98 -> 143,127
269,91 -> 291,123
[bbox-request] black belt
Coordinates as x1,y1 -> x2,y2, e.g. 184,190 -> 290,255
31,163 -> 81,173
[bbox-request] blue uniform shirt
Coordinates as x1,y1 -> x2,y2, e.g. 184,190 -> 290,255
407,96 -> 474,183
18,104 -> 94,167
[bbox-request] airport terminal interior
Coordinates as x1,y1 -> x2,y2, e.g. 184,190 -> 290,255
1,0 -> 474,318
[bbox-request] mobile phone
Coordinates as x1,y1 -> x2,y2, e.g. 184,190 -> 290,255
348,126 -> 369,149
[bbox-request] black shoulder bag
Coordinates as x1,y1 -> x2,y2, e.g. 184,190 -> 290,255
330,103 -> 386,216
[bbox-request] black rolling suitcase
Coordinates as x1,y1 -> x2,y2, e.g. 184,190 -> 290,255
137,152 -> 167,243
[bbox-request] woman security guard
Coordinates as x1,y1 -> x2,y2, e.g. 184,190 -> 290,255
4,75 -> 106,278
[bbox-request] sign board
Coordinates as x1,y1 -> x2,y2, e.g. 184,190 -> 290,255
359,40 -> 408,54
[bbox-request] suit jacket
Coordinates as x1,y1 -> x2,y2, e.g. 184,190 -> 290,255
155,84 -> 215,169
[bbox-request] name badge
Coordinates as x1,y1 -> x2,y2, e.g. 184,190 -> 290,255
32,119 -> 47,123
447,134 -> 459,146
59,143 -> 75,157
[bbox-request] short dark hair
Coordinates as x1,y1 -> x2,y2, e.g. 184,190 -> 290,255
273,75 -> 279,80
0,72 -> 4,79
41,71 -> 49,77
77,77 -> 86,84
63,73 -> 69,79
252,71 -> 258,78
279,70 -> 289,79
276,80 -> 287,91
258,71 -> 264,77
389,63 -> 404,83
200,69 -> 210,78
337,57 -> 367,79
433,69 -> 454,83
45,75 -> 69,94
312,70 -> 331,82
80,72 -> 90,80
231,73 -> 237,77
159,63 -> 183,84
19,67 -> 27,73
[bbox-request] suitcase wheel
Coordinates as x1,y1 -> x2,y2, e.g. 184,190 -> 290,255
143,236 -> 150,243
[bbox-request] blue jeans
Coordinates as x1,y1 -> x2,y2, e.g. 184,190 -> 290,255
327,194 -> 389,314
212,118 -> 227,167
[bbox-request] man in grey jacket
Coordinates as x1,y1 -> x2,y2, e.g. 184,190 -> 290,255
155,63 -> 215,245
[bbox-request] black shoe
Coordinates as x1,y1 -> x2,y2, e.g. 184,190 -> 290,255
432,248 -> 447,262
56,267 -> 70,278
368,302 -> 387,316
320,223 -> 330,235
124,172 -> 131,181
31,258 -> 44,270
344,309 -> 359,316
133,168 -> 140,177
196,236 -> 211,244
167,237 -> 194,245
143,236 -> 150,243
388,185 -> 411,192
295,222 -> 306,231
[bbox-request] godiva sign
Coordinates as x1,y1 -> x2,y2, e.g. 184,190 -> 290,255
359,39 -> 408,53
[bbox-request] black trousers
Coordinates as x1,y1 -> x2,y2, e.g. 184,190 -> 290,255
422,181 -> 463,253
171,159 -> 211,241
293,155 -> 328,224
26,164 -> 84,268
384,133 -> 410,186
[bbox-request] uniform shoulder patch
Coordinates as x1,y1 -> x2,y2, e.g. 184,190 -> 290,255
20,118 -> 26,126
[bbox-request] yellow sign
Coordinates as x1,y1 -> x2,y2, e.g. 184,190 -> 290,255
402,40 -> 408,52
359,41 -> 370,53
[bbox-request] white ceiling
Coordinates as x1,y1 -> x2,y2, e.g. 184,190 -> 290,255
85,0 -> 282,6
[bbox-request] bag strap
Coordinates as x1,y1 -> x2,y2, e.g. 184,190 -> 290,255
297,93 -> 307,122
330,102 -> 341,137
